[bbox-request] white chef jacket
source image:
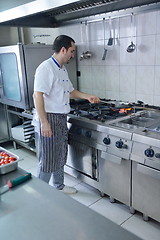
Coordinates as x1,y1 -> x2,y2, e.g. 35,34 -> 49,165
34,57 -> 74,114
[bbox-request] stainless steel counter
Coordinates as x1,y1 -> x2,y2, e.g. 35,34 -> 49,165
0,169 -> 142,240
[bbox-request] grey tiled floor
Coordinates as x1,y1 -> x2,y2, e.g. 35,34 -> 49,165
1,142 -> 160,240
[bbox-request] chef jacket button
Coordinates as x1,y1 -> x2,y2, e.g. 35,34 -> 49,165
67,91 -> 69,93
63,80 -> 64,81
66,80 -> 68,81
64,91 -> 66,93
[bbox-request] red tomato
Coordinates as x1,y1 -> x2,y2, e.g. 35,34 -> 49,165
4,156 -> 9,161
9,156 -> 16,161
4,160 -> 10,164
0,159 -> 5,164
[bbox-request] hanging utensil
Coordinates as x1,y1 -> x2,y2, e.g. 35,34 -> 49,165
102,18 -> 107,60
80,22 -> 92,61
85,22 -> 92,57
127,13 -> 136,53
108,17 -> 113,46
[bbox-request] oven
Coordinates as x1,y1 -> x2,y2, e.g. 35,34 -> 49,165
130,122 -> 160,222
98,151 -> 131,204
67,134 -> 98,180
66,118 -> 101,187
65,99 -> 136,204
96,125 -> 133,206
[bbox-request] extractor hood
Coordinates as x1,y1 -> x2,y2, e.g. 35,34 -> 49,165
0,0 -> 159,27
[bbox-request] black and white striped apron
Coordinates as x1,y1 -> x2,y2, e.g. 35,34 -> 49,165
38,113 -> 68,172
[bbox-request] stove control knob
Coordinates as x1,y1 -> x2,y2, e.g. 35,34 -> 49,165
85,130 -> 92,138
122,144 -> 128,149
76,128 -> 82,135
103,137 -> 111,145
144,148 -> 154,158
115,140 -> 123,149
155,153 -> 160,158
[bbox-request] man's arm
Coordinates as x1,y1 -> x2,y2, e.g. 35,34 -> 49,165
33,91 -> 52,137
70,89 -> 100,103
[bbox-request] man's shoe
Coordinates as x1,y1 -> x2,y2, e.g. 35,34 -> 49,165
60,186 -> 77,194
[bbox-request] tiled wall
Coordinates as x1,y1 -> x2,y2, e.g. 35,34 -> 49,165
23,9 -> 160,105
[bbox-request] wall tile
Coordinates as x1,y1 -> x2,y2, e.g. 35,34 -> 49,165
119,66 -> 136,93
154,66 -> 160,95
156,10 -> 160,34
90,21 -> 104,41
105,90 -> 120,100
119,92 -> 135,102
90,40 -> 105,66
120,15 -> 136,38
155,34 -> 160,65
104,66 -> 119,91
153,95 -> 160,106
92,89 -> 106,98
136,35 -> 156,65
91,66 -> 105,90
136,66 -> 154,95
78,65 -> 92,90
137,11 -> 157,36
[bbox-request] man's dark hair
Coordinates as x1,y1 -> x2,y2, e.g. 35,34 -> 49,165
52,35 -> 75,53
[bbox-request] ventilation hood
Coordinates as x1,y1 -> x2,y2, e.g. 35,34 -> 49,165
0,0 -> 159,27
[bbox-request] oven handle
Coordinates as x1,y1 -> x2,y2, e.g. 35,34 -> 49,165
137,163 -> 160,180
100,151 -> 122,165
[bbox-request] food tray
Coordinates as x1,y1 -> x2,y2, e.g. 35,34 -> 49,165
0,147 -> 19,175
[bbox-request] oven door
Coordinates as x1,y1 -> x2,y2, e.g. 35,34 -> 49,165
132,161 -> 160,222
98,150 -> 131,206
66,138 -> 98,180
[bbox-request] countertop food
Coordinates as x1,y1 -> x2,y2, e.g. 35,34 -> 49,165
0,168 -> 142,240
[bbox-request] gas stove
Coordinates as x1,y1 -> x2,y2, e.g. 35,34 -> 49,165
70,99 -> 136,123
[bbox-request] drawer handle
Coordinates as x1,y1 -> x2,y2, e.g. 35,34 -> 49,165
137,164 -> 160,180
101,151 -> 122,164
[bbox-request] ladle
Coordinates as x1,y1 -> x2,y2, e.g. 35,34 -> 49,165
127,13 -> 136,53
80,22 -> 92,61
102,18 -> 107,60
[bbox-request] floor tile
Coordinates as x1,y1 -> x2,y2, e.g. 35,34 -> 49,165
18,157 -> 37,170
121,212 -> 160,240
64,173 -> 82,186
89,197 -> 133,225
26,166 -> 38,176
69,182 -> 102,207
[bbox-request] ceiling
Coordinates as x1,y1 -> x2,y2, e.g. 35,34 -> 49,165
0,0 -> 159,27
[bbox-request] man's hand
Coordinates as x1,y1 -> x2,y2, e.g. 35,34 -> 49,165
41,121 -> 52,137
87,95 -> 100,104
70,89 -> 100,104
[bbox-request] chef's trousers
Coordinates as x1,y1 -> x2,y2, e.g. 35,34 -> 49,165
37,165 -> 65,190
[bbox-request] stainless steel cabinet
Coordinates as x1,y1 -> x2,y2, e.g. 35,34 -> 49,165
0,103 -> 9,142
99,150 -> 131,206
132,161 -> 160,222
